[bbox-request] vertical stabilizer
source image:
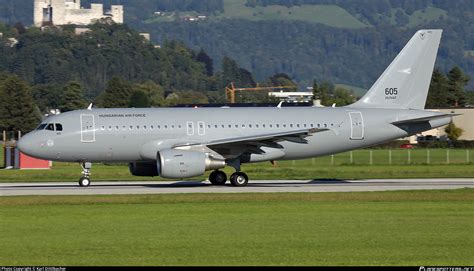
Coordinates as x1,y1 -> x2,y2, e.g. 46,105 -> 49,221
350,29 -> 442,109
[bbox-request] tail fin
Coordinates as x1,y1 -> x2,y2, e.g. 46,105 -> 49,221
350,29 -> 442,109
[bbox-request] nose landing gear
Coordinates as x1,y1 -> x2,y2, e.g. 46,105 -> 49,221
79,162 -> 92,187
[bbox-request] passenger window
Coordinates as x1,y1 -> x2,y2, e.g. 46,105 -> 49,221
101,126 -> 105,131
55,124 -> 63,131
46,124 -> 55,131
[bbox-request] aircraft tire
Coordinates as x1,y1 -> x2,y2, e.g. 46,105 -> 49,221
209,170 -> 227,185
230,172 -> 248,187
79,177 -> 91,187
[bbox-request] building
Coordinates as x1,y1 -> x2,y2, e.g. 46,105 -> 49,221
34,0 -> 123,27
268,91 -> 314,103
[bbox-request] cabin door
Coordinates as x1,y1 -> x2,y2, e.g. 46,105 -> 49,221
349,112 -> 364,140
80,114 -> 96,143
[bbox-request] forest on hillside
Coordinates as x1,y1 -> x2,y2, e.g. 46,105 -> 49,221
0,0 -> 473,90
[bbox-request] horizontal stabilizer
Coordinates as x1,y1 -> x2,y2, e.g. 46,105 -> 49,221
391,113 -> 460,125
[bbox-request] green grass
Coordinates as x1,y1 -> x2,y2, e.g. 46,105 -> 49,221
212,0 -> 367,28
407,7 -> 447,27
0,190 -> 472,265
1,149 -> 474,182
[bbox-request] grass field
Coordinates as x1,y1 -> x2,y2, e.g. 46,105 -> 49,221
213,0 -> 367,28
1,148 -> 474,182
0,190 -> 472,266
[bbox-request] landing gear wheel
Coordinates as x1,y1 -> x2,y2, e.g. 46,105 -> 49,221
79,162 -> 92,187
79,177 -> 91,187
230,172 -> 249,187
209,170 -> 227,185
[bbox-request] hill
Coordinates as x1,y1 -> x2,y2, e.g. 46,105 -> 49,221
0,0 -> 473,90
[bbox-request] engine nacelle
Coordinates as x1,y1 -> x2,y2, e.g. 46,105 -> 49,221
129,161 -> 159,177
158,149 -> 225,179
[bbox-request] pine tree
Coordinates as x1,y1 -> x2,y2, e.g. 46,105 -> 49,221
99,76 -> 133,108
0,74 -> 41,132
446,67 -> 469,107
196,48 -> 214,76
312,79 -> 320,100
426,69 -> 449,108
59,81 -> 88,112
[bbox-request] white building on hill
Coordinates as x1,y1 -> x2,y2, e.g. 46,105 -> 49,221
34,0 -> 123,27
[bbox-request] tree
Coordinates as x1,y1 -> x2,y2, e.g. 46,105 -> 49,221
129,90 -> 151,107
444,121 -> 464,141
266,73 -> 296,88
98,76 -> 133,108
59,81 -> 88,112
446,67 -> 469,107
196,48 -> 214,76
312,79 -> 320,100
426,69 -> 449,108
319,81 -> 333,106
133,81 -> 165,107
0,74 -> 41,132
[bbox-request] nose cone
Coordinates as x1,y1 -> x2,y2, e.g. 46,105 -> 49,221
18,133 -> 39,157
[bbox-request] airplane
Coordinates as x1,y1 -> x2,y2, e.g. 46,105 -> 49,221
18,29 -> 455,187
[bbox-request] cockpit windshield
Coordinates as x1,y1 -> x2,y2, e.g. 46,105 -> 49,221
36,123 -> 63,131
36,124 -> 47,130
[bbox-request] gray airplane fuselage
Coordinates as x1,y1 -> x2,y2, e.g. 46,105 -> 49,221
19,106 -> 449,163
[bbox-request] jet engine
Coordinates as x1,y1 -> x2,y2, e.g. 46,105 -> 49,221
129,149 -> 225,179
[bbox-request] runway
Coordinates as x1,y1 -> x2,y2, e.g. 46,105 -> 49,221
0,178 -> 473,196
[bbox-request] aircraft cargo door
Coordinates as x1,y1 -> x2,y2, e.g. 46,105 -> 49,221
349,112 -> 364,140
80,114 -> 96,143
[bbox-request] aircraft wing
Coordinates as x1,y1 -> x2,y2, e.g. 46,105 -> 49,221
174,128 -> 328,156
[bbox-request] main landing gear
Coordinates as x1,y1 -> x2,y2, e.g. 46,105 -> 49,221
208,170 -> 249,187
209,158 -> 249,187
79,162 -> 92,187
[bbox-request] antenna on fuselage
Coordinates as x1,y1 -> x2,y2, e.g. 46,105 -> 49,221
87,103 -> 93,110
277,101 -> 283,109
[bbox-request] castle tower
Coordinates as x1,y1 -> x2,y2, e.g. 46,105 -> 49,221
110,5 -> 124,24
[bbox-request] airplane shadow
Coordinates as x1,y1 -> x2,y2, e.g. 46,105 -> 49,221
5,179 -> 350,189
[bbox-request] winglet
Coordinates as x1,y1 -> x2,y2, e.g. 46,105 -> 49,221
87,103 -> 93,110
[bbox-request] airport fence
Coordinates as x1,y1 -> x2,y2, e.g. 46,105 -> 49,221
284,148 -> 474,166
